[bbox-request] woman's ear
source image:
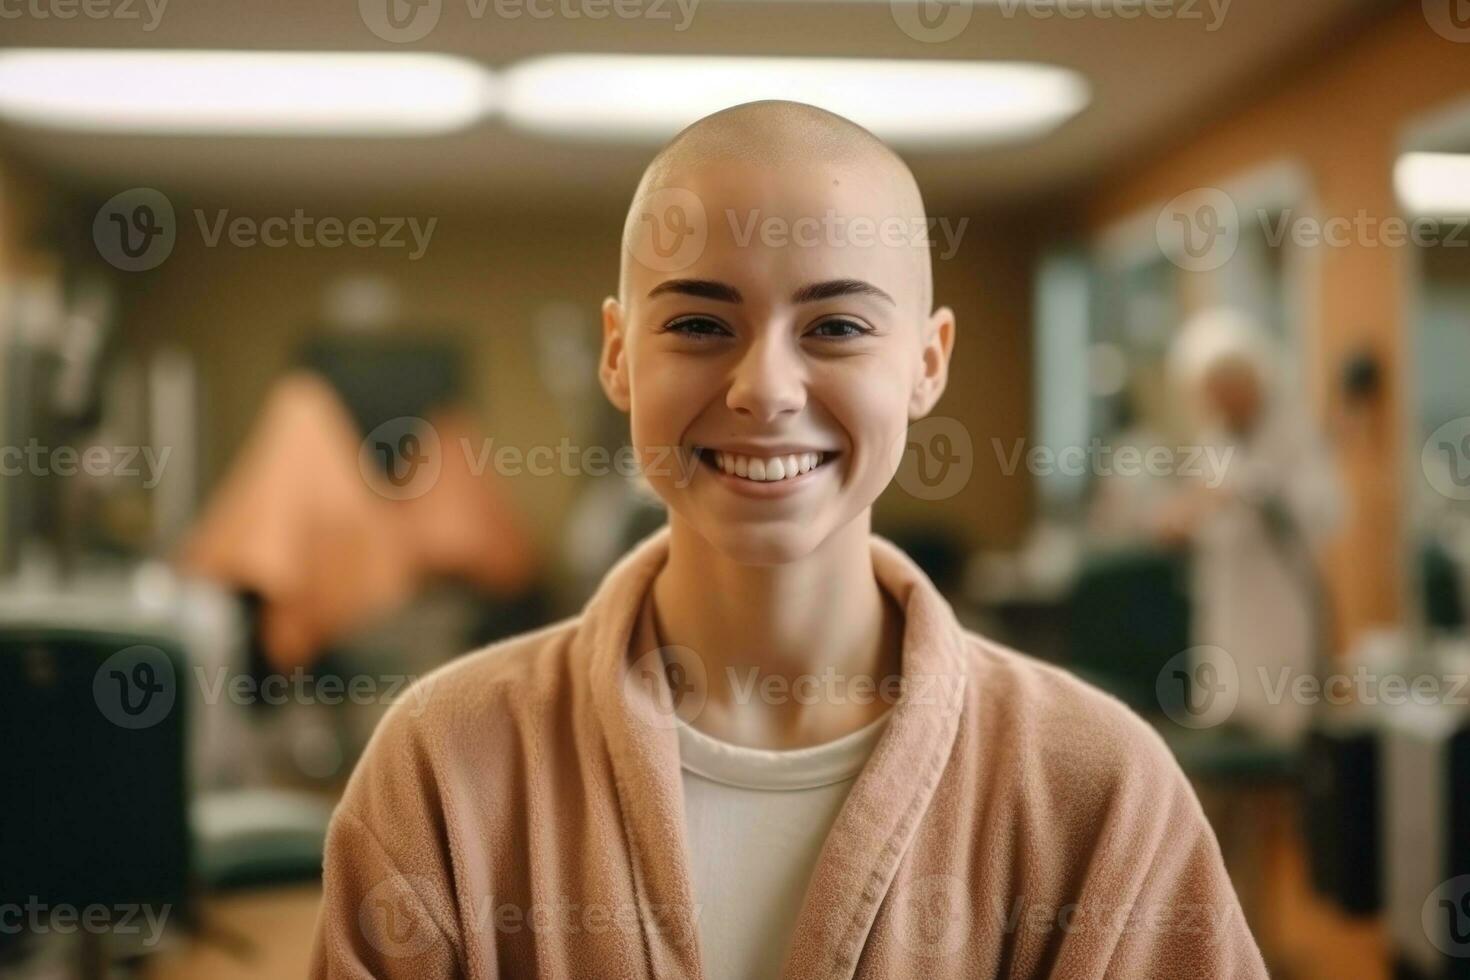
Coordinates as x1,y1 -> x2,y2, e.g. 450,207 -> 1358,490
909,305 -> 956,419
599,296 -> 632,413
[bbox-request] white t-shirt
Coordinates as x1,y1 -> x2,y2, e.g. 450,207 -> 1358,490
676,710 -> 892,980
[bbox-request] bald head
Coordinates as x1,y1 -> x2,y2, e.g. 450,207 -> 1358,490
619,100 -> 934,317
638,100 -> 911,190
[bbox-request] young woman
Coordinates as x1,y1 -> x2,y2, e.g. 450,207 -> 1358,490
312,100 -> 1268,980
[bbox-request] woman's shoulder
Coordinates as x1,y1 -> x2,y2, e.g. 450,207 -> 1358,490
954,630 -> 1187,793
361,614 -> 587,757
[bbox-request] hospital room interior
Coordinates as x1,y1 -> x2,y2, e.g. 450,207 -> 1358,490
3,0 -> 1470,976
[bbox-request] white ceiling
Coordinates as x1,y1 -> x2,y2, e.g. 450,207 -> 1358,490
0,0 -> 1396,210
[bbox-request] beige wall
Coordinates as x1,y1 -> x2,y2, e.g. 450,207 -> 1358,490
114,199 -> 1038,564
1086,3 -> 1470,647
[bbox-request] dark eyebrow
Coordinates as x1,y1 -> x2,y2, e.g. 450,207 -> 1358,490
791,278 -> 896,307
647,279 -> 742,303
646,278 -> 896,307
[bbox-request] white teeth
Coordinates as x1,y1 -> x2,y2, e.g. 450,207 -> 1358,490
709,449 -> 827,482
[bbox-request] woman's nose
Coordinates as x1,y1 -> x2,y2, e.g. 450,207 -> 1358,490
725,337 -> 807,423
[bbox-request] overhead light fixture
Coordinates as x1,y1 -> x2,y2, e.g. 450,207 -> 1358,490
501,55 -> 1089,148
0,49 -> 495,136
1395,152 -> 1470,217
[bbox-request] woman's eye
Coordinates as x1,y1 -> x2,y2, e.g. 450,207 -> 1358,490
807,319 -> 872,339
665,317 -> 731,339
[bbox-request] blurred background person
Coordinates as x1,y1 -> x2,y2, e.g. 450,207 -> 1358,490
1157,306 -> 1346,746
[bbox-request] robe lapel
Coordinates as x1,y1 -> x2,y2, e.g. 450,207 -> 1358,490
780,538 -> 969,980
580,529 -> 969,980
582,531 -> 706,980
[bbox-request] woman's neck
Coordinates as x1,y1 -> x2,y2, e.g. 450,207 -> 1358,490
650,512 -> 903,749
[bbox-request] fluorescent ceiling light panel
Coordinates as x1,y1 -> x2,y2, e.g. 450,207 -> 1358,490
502,55 -> 1089,148
0,49 -> 495,136
1395,152 -> 1470,217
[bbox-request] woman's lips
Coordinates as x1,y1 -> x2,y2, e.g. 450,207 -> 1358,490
694,446 -> 839,496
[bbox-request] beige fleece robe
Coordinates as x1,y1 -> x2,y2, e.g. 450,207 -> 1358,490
311,527 -> 1269,979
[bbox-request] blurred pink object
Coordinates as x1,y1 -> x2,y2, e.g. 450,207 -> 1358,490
179,371 -> 536,672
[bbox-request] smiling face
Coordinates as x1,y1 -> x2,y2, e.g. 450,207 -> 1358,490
600,125 -> 955,566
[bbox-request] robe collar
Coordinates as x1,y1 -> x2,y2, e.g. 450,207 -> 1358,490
578,525 -> 970,980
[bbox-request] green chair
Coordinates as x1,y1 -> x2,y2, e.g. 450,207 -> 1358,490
1065,548 -> 1192,714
